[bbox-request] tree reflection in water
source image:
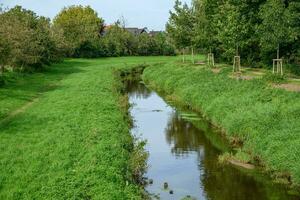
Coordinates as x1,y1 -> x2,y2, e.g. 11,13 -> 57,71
123,79 -> 152,99
165,108 -> 298,200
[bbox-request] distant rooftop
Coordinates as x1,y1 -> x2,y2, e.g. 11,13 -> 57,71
102,25 -> 163,36
125,27 -> 148,35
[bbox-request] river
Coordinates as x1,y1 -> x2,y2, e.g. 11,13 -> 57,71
125,79 -> 297,200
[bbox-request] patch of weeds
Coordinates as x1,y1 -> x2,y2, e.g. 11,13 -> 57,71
129,137 -> 149,185
235,149 -> 252,164
263,72 -> 287,83
218,152 -> 232,164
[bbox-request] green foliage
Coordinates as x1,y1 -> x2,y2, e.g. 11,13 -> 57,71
52,6 -> 175,58
215,1 -> 242,60
166,0 -> 195,49
102,24 -> 136,57
0,5 -> 175,74
263,72 -> 287,83
0,6 -> 63,72
287,1 -> 300,64
0,76 -> 4,86
0,30 -> 11,67
169,0 -> 300,70
102,24 -> 175,57
258,0 -> 291,59
143,63 -> 300,185
53,5 -> 104,57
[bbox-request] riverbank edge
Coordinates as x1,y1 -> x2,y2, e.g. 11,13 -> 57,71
113,65 -> 150,199
141,64 -> 300,193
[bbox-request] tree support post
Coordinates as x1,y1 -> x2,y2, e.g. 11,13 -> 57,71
207,53 -> 215,67
233,56 -> 241,72
191,47 -> 195,64
273,59 -> 283,76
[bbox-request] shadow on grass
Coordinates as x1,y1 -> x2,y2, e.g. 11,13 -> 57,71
0,59 -> 87,121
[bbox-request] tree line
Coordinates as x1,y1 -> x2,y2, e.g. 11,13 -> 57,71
167,0 -> 300,71
0,5 -> 175,81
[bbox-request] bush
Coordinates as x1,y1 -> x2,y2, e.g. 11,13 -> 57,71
262,72 -> 287,83
0,6 -> 64,71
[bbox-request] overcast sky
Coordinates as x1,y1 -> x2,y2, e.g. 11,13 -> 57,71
1,0 -> 192,31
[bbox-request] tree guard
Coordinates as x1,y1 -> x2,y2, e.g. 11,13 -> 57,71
207,53 -> 215,67
233,56 -> 241,72
273,59 -> 283,76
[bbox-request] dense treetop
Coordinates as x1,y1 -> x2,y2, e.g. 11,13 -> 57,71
53,6 -> 104,56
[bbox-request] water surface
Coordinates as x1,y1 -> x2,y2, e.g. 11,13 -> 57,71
126,80 -> 297,200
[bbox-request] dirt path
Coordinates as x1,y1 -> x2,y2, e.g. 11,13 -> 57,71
0,98 -> 39,125
273,83 -> 300,92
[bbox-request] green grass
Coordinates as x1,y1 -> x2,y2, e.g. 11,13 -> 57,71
0,56 -> 180,199
0,64 -> 72,120
143,63 -> 300,186
2,54 -> 297,198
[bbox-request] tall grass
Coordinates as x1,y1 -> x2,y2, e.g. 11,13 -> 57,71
143,63 -> 300,186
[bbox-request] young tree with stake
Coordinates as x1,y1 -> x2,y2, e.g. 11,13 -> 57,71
259,0 -> 291,75
166,0 -> 194,63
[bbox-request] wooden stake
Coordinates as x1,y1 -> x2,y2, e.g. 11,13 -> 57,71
208,53 -> 215,67
273,59 -> 283,76
192,47 -> 194,64
233,56 -> 241,72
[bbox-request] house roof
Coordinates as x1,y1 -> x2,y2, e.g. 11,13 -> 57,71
125,27 -> 148,35
149,31 -> 162,37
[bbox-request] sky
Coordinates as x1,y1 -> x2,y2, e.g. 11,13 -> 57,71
1,0 -> 192,31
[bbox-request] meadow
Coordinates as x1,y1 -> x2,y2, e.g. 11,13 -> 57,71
1,55 -> 299,198
0,56 -> 181,199
143,63 -> 300,187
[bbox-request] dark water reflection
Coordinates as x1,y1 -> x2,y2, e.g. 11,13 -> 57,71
126,80 -> 297,200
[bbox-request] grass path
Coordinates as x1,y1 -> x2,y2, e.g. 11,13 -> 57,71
0,97 -> 39,125
0,57 -> 179,199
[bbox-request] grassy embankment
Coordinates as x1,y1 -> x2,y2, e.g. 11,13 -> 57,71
143,62 -> 300,187
0,56 -> 181,199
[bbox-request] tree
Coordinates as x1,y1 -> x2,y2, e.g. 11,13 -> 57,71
53,5 -> 104,57
259,0 -> 291,60
192,0 -> 221,52
102,23 -> 136,57
0,6 -> 60,71
287,1 -> 300,64
152,32 -> 176,56
0,12 -> 11,77
137,33 -> 156,56
166,0 -> 194,62
215,1 -> 244,61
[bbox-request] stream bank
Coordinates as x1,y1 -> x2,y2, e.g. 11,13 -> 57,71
140,63 -> 300,197
124,75 -> 298,199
